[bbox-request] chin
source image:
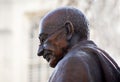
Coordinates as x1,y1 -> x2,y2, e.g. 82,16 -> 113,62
49,63 -> 56,68
49,59 -> 57,68
49,57 -> 62,68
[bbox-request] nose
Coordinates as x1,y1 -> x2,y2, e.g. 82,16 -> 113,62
37,39 -> 55,56
37,45 -> 44,56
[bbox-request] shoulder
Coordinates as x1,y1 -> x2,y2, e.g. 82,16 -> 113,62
50,48 -> 103,82
57,47 -> 103,74
52,50 -> 102,82
61,49 -> 92,64
58,50 -> 95,70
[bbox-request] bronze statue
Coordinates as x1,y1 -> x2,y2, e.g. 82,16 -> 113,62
37,7 -> 120,82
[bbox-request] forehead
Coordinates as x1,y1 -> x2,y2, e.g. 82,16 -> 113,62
39,19 -> 63,35
39,22 -> 60,35
39,9 -> 67,35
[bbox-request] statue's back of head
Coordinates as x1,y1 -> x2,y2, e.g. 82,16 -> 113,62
40,7 -> 89,41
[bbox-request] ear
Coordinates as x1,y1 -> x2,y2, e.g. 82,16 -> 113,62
64,21 -> 74,40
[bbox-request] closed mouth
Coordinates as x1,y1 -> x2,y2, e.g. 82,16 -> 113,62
43,53 -> 51,62
43,50 -> 53,62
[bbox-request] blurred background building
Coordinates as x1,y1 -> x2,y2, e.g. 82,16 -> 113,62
0,0 -> 120,82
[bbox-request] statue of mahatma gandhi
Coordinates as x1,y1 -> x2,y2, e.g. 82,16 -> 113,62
37,7 -> 120,82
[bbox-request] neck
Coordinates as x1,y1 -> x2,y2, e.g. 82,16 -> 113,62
68,38 -> 87,50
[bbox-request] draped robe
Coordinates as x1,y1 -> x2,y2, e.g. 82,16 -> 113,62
48,40 -> 120,82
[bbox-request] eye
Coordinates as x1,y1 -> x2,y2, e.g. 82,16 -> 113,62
39,34 -> 48,43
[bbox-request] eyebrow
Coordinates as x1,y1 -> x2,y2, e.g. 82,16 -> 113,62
39,33 -> 48,39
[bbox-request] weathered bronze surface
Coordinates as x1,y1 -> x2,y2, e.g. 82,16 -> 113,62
37,7 -> 120,82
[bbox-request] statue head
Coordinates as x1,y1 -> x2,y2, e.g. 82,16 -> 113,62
37,7 -> 89,68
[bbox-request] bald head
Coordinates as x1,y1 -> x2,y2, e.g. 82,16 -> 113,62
40,7 -> 89,40
38,7 -> 90,67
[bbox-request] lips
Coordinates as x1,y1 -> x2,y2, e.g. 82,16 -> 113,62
43,50 -> 53,62
43,53 -> 51,62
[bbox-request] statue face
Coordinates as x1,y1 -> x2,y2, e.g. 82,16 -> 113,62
37,22 -> 68,68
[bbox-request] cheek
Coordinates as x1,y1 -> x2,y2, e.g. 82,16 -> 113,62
56,38 -> 68,49
47,34 -> 68,57
49,46 -> 63,68
54,40 -> 67,57
49,39 -> 68,67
